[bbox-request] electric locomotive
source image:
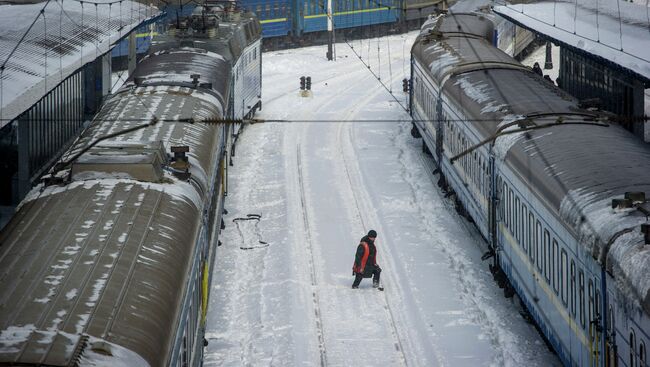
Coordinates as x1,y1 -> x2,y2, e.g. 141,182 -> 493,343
0,4 -> 260,366
410,11 -> 650,367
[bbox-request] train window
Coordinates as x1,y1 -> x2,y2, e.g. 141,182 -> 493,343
607,305 -> 613,340
504,187 -> 510,229
589,279 -> 594,338
528,212 -> 534,261
596,288 -> 601,330
514,197 -> 520,242
499,180 -> 505,222
459,136 -> 467,167
640,341 -> 646,367
570,260 -> 576,317
522,206 -> 528,252
536,221 -> 542,272
519,202 -> 525,248
510,190 -> 515,231
552,240 -> 559,294
561,249 -> 567,306
631,330 -> 637,367
543,230 -> 550,282
579,270 -> 585,328
182,331 -> 188,367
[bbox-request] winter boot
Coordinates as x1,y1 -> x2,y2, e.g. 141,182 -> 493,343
373,280 -> 380,288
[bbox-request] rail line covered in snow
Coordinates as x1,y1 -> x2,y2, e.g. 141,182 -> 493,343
204,33 -> 560,366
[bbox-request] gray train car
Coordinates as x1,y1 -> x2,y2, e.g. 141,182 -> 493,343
410,12 -> 650,367
0,4 -> 260,366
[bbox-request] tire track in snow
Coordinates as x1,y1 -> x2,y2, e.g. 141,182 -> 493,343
296,143 -> 328,367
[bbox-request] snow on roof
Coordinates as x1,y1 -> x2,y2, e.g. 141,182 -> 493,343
493,0 -> 650,83
0,0 -> 159,129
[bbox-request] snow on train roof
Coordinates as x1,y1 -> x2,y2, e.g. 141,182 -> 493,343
413,12 -> 650,313
0,179 -> 200,365
560,187 -> 650,313
493,0 -> 650,83
0,0 -> 160,129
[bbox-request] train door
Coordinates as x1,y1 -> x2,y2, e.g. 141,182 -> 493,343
434,92 -> 443,162
589,276 -> 604,367
488,157 -> 497,252
605,304 -> 618,367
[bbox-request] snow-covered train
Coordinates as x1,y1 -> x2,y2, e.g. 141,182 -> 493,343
0,4 -> 260,366
410,11 -> 650,367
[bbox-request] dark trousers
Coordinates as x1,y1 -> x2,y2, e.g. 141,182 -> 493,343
352,268 -> 381,288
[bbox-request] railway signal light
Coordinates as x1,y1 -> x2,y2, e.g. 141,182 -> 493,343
402,78 -> 409,92
306,76 -> 311,90
300,76 -> 306,90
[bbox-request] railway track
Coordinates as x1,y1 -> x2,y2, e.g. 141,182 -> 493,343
296,144 -> 329,367
334,70 -> 411,366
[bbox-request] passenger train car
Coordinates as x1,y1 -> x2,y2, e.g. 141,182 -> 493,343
410,10 -> 650,367
0,4 -> 261,366
239,0 -> 442,48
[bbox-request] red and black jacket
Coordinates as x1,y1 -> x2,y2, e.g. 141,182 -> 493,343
352,235 -> 378,276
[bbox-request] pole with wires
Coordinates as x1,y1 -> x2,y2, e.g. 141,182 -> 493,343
326,0 -> 334,61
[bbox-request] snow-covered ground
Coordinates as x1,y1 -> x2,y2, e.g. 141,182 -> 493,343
111,71 -> 129,94
204,33 -> 560,366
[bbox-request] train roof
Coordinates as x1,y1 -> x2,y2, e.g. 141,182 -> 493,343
0,82 -> 226,364
0,7 -> 250,360
0,179 -> 199,366
413,12 -> 650,313
149,7 -> 261,65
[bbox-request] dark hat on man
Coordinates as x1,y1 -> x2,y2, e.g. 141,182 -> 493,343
368,230 -> 377,238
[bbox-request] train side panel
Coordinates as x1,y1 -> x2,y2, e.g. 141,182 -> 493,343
299,0 -> 399,34
240,0 -> 292,37
233,39 -> 263,119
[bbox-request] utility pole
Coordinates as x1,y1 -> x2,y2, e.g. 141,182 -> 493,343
544,41 -> 553,69
327,0 -> 335,61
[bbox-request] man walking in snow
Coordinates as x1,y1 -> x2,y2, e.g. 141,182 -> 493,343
352,230 -> 381,289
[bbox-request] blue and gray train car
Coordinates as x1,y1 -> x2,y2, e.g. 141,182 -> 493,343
410,11 -> 650,367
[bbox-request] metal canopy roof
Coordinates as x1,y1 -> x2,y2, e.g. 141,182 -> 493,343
0,0 -> 160,129
493,1 -> 650,85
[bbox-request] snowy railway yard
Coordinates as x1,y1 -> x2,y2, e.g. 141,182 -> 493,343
203,33 -> 559,367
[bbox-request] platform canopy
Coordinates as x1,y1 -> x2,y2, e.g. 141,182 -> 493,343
493,0 -> 650,85
0,0 -> 160,129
